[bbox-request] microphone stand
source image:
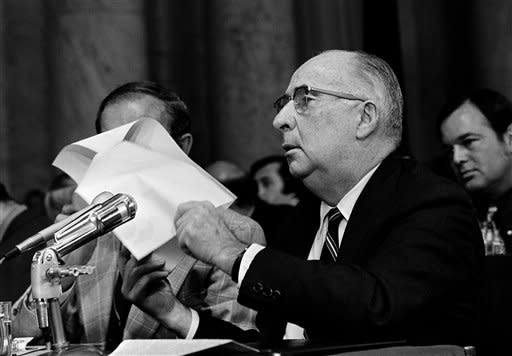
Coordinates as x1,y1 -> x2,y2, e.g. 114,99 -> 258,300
31,247 -> 103,355
26,193 -> 136,355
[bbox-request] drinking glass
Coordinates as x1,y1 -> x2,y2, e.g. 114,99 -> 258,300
0,301 -> 12,356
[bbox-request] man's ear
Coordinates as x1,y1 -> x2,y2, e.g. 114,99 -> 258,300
502,124 -> 512,153
177,133 -> 193,155
356,101 -> 378,140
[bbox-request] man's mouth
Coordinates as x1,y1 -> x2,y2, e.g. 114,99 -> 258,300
282,143 -> 298,152
459,169 -> 477,181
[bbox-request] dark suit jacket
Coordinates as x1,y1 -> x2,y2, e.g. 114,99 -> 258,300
196,155 -> 484,347
250,199 -> 294,247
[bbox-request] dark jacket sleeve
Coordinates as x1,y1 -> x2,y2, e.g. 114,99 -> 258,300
237,167 -> 483,345
195,311 -> 260,342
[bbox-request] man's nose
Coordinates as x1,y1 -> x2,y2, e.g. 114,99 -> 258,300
452,145 -> 468,165
273,100 -> 296,132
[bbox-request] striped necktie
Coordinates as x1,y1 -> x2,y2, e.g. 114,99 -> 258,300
320,208 -> 343,263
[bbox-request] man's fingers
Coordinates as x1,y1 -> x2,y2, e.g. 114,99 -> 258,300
175,201 -> 200,222
131,260 -> 167,279
125,270 -> 170,301
122,255 -> 167,290
91,191 -> 114,205
175,201 -> 214,224
55,213 -> 69,223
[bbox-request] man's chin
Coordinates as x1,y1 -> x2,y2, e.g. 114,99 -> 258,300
288,162 -> 308,179
464,178 -> 486,193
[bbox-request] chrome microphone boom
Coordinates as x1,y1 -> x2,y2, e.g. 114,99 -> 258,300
52,193 -> 137,257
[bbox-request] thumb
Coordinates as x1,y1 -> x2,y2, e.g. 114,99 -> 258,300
91,191 -> 114,205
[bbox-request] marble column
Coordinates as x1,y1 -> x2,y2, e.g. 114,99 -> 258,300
46,0 -> 149,158
206,0 -> 296,170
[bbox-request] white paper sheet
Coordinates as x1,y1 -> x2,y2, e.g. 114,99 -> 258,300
109,339 -> 232,356
53,118 -> 235,261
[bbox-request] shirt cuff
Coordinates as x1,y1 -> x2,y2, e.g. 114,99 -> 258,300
238,243 -> 265,286
185,308 -> 200,339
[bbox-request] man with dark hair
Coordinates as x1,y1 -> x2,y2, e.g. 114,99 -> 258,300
439,89 -> 512,240
95,81 -> 193,154
249,155 -> 305,206
13,81 -> 255,351
123,51 -> 483,347
439,88 -> 512,356
206,160 -> 294,246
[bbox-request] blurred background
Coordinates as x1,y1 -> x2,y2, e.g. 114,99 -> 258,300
1,0 -> 512,200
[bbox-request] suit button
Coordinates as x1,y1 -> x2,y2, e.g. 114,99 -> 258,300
272,290 -> 281,300
262,287 -> 272,297
252,282 -> 264,294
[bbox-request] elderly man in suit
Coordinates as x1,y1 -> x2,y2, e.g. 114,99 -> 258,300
120,51 -> 483,346
12,81 -> 256,351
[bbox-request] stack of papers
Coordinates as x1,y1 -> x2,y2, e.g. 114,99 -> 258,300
109,339 -> 233,356
53,118 -> 235,263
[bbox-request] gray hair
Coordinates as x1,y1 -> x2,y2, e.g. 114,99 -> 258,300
353,51 -> 403,145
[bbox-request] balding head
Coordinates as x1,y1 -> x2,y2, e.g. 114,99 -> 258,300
296,50 -> 403,146
351,51 -> 403,145
273,50 -> 403,204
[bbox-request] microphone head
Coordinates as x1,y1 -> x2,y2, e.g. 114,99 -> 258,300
0,192 -> 135,264
53,193 -> 137,257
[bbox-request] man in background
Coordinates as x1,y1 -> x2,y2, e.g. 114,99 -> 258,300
250,155 -> 307,207
206,160 -> 294,246
439,89 -> 512,243
13,81 -> 255,351
439,88 -> 512,355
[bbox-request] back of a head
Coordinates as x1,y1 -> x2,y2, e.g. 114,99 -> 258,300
351,50 -> 403,147
206,160 -> 246,183
95,81 -> 191,139
437,88 -> 512,137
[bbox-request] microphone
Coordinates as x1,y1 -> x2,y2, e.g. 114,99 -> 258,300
52,193 -> 136,257
0,193 -> 136,264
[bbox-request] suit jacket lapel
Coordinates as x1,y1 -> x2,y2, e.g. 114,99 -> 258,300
339,155 -> 401,263
77,234 -> 119,343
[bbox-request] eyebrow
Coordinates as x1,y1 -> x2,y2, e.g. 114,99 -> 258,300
455,133 -> 481,142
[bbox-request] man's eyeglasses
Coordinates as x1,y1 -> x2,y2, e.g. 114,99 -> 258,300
273,85 -> 368,114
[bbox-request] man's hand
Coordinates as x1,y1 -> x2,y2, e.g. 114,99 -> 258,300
175,201 -> 266,274
45,184 -> 76,221
119,252 -> 192,337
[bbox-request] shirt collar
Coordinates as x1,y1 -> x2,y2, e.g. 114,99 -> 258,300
320,163 -> 381,222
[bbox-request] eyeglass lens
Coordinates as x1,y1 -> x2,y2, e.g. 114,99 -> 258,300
274,86 -> 310,114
